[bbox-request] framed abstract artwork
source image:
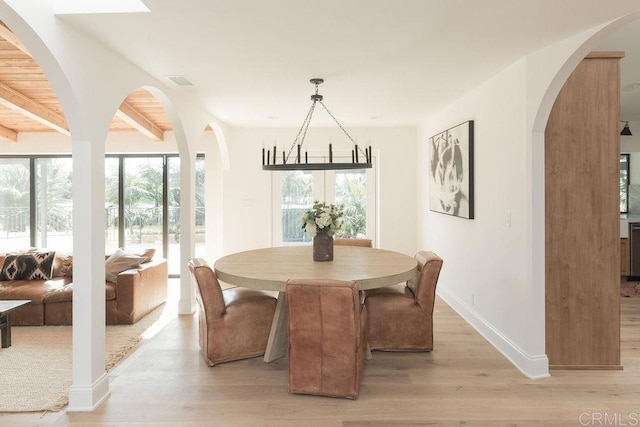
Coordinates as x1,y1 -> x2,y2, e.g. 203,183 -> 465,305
428,120 -> 474,219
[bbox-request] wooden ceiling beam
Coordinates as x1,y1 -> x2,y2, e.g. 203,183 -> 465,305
0,82 -> 69,135
0,22 -> 168,138
0,123 -> 17,142
115,101 -> 164,141
0,22 -> 30,56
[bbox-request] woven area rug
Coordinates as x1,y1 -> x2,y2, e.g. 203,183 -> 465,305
622,280 -> 640,297
0,302 -> 175,413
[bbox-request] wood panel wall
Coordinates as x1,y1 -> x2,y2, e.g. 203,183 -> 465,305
545,52 -> 623,369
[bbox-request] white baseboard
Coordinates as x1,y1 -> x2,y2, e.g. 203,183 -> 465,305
67,373 -> 111,411
437,287 -> 550,380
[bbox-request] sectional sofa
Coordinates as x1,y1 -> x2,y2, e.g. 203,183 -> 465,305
0,249 -> 168,326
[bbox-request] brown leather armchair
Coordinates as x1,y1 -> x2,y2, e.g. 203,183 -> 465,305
334,238 -> 372,247
188,258 -> 277,366
365,251 -> 443,352
286,279 -> 368,399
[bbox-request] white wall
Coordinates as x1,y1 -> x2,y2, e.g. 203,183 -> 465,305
221,126 -> 417,256
419,59 -> 534,373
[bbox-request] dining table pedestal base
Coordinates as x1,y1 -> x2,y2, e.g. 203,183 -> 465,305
264,292 -> 289,362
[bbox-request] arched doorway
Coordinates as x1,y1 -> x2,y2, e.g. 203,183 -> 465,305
532,12 -> 640,371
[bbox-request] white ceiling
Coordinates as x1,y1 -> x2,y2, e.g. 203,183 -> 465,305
595,18 -> 640,122
56,0 -> 640,127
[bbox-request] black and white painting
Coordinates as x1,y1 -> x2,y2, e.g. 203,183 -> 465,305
428,120 -> 474,219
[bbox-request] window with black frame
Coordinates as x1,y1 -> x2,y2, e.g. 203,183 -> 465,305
621,154 -> 630,214
0,153 -> 204,277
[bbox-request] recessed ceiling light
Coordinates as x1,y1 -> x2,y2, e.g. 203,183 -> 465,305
166,75 -> 194,86
370,116 -> 382,120
267,116 -> 279,120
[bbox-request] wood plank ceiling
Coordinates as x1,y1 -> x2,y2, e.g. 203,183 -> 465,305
0,22 -> 172,143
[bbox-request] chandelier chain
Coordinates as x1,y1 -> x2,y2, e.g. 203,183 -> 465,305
319,100 -> 355,145
298,103 -> 317,155
280,78 -> 367,164
286,101 -> 317,162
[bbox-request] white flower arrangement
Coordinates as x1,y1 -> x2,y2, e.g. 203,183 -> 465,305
301,201 -> 344,237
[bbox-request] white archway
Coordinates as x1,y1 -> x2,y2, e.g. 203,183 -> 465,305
530,10 -> 640,373
0,2 -> 226,410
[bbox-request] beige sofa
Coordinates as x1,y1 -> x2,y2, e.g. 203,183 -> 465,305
0,250 -> 168,326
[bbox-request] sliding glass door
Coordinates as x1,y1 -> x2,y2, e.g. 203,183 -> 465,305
1,154 -> 204,278
280,170 -> 315,244
0,158 -> 30,252
107,154 -> 205,276
34,158 -> 73,251
122,157 -> 164,257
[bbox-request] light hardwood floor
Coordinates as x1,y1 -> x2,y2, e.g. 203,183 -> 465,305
3,294 -> 640,426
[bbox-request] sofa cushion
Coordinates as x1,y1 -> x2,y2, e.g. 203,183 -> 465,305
52,252 -> 73,277
134,248 -> 156,263
0,252 -> 55,280
43,281 -> 116,304
105,248 -> 146,282
0,277 -> 70,304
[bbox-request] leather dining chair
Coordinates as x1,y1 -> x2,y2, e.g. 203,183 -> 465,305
286,279 -> 368,399
188,258 -> 277,366
334,238 -> 373,247
364,251 -> 443,352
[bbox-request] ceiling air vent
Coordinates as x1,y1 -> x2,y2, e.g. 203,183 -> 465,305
166,75 -> 194,86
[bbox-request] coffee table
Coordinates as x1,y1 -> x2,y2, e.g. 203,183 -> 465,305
0,300 -> 31,348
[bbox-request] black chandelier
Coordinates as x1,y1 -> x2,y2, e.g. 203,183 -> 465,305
262,78 -> 373,171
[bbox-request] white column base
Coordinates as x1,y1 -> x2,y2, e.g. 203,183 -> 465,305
67,373 -> 110,412
178,297 -> 196,315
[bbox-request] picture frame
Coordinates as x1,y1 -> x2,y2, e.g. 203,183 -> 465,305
428,120 -> 474,219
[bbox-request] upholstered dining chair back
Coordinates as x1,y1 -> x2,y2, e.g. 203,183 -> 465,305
407,251 -> 443,313
286,279 -> 368,399
334,238 -> 373,247
188,258 -> 277,366
365,250 -> 443,352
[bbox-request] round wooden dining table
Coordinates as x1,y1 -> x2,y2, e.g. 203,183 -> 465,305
214,245 -> 418,362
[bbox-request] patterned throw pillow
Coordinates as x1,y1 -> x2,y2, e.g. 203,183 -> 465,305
0,251 -> 56,280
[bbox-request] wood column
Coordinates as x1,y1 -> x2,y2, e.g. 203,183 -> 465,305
545,52 -> 623,369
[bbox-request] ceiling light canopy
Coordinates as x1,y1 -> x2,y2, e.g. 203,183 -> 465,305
262,78 -> 372,171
